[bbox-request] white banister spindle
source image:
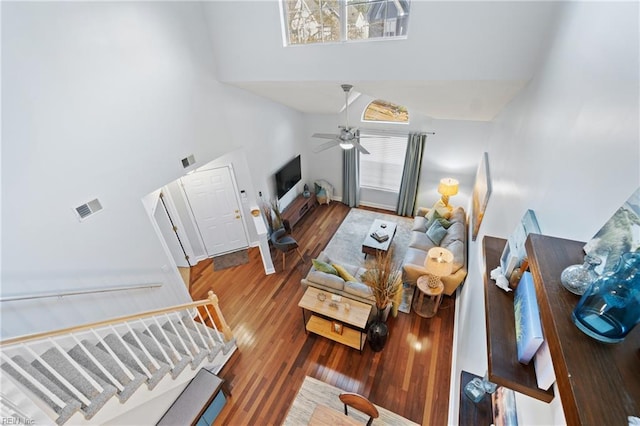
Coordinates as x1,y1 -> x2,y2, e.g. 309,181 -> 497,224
151,317 -> 185,362
0,353 -> 66,409
108,326 -> 153,379
124,323 -> 161,370
22,345 -> 91,406
137,320 -> 174,369
47,338 -> 104,393
203,304 -> 225,342
90,330 -> 136,381
163,314 -> 196,358
70,334 -> 124,392
192,309 -> 215,348
182,311 -> 208,348
171,313 -> 202,356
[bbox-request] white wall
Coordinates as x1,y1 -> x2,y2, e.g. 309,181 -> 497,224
452,2 -> 639,424
303,96 -> 491,212
0,1 -> 308,338
207,1 -> 559,82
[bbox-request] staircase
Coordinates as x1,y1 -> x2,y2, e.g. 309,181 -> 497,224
0,291 -> 236,425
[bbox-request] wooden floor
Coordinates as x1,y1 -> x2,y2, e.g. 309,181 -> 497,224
189,202 -> 456,426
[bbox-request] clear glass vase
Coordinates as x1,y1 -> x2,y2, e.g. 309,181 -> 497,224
572,252 -> 640,343
561,254 -> 601,295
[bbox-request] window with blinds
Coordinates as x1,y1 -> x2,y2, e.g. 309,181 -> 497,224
359,134 -> 408,191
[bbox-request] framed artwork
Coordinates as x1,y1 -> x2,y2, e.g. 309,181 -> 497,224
331,321 -> 343,335
471,152 -> 492,241
584,187 -> 640,274
492,386 -> 518,426
500,209 -> 541,279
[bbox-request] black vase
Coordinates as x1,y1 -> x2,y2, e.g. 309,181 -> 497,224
367,316 -> 389,352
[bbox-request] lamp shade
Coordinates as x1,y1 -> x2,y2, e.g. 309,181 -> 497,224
424,247 -> 454,277
438,178 -> 459,197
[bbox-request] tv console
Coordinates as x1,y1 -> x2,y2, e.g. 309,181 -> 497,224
282,192 -> 317,230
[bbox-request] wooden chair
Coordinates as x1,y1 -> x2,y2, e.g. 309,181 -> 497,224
270,227 -> 304,270
339,392 -> 379,426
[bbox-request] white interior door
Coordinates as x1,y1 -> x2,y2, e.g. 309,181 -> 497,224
181,166 -> 248,257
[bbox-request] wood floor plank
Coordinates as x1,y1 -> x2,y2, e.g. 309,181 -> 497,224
189,202 -> 455,425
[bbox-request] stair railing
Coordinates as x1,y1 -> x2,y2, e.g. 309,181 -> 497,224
0,291 -> 232,347
0,291 -> 234,425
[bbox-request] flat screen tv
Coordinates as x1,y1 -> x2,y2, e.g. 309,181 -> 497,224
275,155 -> 302,199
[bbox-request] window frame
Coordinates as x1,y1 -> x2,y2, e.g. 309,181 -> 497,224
281,0 -> 410,46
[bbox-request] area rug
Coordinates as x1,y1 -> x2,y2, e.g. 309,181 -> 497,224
283,376 -> 419,426
323,208 -> 415,313
212,249 -> 249,271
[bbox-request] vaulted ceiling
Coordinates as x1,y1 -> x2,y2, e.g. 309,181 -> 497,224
203,1 -> 563,122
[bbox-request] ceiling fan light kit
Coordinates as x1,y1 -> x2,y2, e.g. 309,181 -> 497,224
312,84 -> 370,155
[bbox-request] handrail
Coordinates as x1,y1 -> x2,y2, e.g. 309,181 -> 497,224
0,283 -> 163,303
0,291 -> 232,346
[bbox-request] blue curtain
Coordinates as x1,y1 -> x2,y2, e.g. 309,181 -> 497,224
342,141 -> 360,208
396,133 -> 426,216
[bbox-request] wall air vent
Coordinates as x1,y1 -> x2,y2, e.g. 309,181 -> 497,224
181,154 -> 196,169
75,198 -> 103,221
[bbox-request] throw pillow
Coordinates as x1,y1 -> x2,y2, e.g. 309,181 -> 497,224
431,200 -> 453,219
332,263 -> 357,282
426,220 -> 448,245
425,209 -> 445,230
312,259 -> 338,275
436,216 -> 453,229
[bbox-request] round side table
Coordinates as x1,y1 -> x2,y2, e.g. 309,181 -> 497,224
412,275 -> 444,318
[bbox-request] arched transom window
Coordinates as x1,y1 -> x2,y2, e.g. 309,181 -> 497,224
363,99 -> 409,123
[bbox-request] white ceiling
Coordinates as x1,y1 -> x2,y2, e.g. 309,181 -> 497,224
226,79 -> 529,121
204,1 -> 563,122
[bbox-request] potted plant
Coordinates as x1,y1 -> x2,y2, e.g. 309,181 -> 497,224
260,198 -> 283,235
361,248 -> 403,352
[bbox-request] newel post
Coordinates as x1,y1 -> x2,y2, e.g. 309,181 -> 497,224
207,291 -> 233,341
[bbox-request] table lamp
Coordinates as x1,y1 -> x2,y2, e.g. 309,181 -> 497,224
424,247 -> 454,288
437,178 -> 459,210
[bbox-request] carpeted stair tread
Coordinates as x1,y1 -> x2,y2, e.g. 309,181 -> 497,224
181,318 -> 225,360
68,340 -> 146,403
99,334 -> 170,390
161,320 -> 209,354
145,324 -> 208,369
32,347 -> 118,420
122,329 -> 191,379
2,355 -> 82,425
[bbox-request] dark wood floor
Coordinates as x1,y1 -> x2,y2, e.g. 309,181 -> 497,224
189,202 -> 455,425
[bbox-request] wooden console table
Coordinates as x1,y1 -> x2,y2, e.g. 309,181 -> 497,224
298,286 -> 371,351
281,192 -> 317,230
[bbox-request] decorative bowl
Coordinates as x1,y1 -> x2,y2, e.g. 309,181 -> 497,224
317,292 -> 326,302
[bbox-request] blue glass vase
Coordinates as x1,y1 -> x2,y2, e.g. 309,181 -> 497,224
572,252 -> 640,343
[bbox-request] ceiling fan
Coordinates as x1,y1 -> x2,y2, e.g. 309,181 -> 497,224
312,84 -> 371,155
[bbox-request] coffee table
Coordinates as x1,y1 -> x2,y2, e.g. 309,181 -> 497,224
362,219 -> 397,257
298,286 -> 371,351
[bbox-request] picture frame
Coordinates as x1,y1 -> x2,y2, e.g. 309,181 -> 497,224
583,187 -> 640,275
471,152 -> 492,241
500,209 -> 541,279
331,320 -> 343,335
492,386 -> 518,426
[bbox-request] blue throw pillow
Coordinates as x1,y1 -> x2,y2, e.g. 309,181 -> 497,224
426,220 -> 448,245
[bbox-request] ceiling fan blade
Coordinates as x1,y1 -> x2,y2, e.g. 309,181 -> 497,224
354,141 -> 370,155
312,133 -> 340,139
313,139 -> 340,153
